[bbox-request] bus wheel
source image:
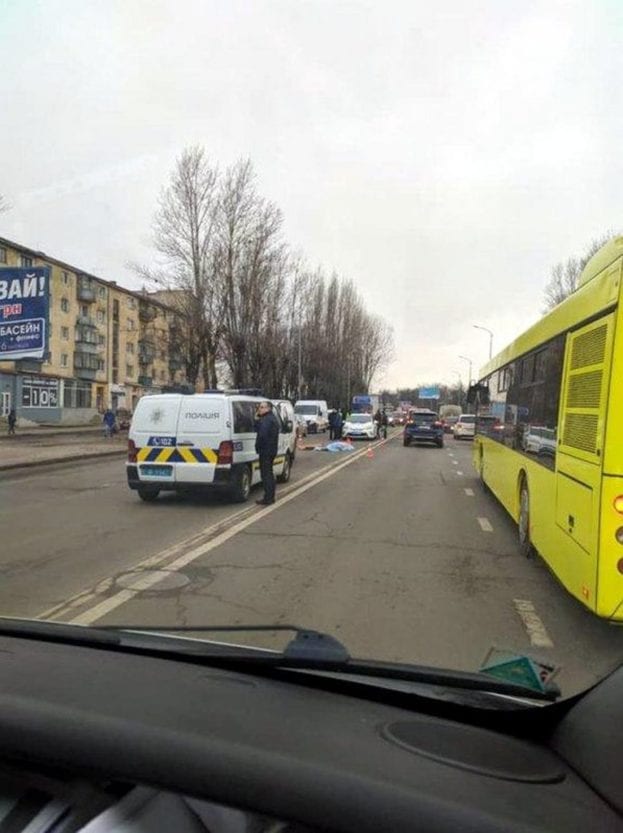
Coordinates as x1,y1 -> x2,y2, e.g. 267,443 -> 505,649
518,479 -> 534,558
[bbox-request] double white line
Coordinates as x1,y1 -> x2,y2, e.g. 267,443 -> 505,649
41,435 -> 395,626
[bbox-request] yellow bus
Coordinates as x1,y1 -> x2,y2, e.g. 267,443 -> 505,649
471,237 -> 623,620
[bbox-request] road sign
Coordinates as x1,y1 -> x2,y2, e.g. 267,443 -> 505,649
0,267 -> 50,360
418,386 -> 440,400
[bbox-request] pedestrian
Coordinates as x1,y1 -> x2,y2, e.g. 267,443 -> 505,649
334,408 -> 343,440
374,409 -> 382,438
328,409 -> 337,440
103,407 -> 116,439
254,400 -> 280,506
381,408 -> 388,439
7,408 -> 16,436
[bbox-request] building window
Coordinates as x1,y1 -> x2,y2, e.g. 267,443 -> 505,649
127,318 -> 135,331
63,380 -> 92,409
112,369 -> 118,384
20,255 -> 33,267
160,350 -> 166,361
60,353 -> 68,368
160,370 -> 165,381
127,342 -> 134,354
98,286 -> 106,299
80,304 -> 89,317
61,326 -> 69,340
62,271 -> 69,285
126,364 -> 134,378
0,247 -> 6,263
98,334 -> 105,346
97,359 -> 105,371
127,297 -> 136,309
97,309 -> 105,323
60,298 -> 69,313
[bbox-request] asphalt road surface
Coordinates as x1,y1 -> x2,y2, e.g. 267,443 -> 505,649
2,430 -> 622,697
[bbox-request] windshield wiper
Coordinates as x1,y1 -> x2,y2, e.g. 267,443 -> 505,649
0,619 -> 560,702
96,623 -> 560,701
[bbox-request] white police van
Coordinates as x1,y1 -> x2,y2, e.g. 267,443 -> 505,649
127,392 -> 295,503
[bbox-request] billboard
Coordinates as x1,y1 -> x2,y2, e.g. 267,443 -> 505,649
22,376 -> 59,408
418,386 -> 440,400
0,267 -> 50,360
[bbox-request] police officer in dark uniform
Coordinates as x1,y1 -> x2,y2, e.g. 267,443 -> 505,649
255,400 -> 280,505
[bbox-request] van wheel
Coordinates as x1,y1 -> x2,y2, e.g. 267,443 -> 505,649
230,466 -> 251,503
138,486 -> 160,502
518,478 -> 534,558
277,453 -> 291,483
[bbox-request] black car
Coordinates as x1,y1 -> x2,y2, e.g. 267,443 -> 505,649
403,410 -> 444,448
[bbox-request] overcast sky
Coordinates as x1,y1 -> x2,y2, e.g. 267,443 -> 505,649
1,0 -> 621,389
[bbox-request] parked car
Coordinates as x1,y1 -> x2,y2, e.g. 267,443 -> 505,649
442,415 -> 458,434
342,412 -> 378,440
454,414 -> 476,439
294,400 -> 329,433
127,392 -> 294,503
403,410 -> 444,448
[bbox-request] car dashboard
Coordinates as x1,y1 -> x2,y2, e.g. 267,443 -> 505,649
0,633 -> 621,833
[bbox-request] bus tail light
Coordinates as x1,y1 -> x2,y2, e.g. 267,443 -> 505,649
217,441 -> 233,465
617,559 -> 623,575
615,527 -> 623,545
128,439 -> 137,463
613,495 -> 623,514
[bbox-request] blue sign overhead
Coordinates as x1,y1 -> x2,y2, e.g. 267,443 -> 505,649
419,386 -> 440,400
0,267 -> 50,360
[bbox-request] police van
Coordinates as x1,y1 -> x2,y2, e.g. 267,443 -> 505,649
127,392 -> 295,503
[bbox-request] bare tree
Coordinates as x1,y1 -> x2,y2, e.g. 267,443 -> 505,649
215,159 -> 285,389
543,233 -> 615,311
0,194 -> 10,214
131,147 -> 221,388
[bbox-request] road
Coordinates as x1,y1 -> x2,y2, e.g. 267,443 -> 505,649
2,430 -> 622,697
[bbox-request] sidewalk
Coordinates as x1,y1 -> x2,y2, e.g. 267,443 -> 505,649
0,433 -> 126,471
0,424 -> 102,441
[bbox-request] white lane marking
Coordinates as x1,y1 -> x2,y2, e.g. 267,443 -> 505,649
464,488 -> 474,496
49,435 -> 396,626
513,599 -> 554,648
456,471 -> 463,476
477,517 -> 493,532
451,460 -> 458,465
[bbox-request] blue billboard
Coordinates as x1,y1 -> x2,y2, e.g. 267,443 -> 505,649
0,267 -> 50,360
418,386 -> 440,400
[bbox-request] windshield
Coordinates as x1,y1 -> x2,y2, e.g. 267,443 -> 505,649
1,2 -> 620,707
295,405 -> 319,415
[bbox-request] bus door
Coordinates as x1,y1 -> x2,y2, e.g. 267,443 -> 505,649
556,313 -> 615,608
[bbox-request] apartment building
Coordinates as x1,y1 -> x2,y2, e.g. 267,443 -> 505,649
0,236 -> 187,424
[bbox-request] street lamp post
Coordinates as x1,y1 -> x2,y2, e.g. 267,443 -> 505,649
458,355 -> 473,387
473,324 -> 494,360
452,370 -> 462,406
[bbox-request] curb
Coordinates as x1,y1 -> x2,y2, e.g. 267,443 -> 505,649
0,428 -> 106,442
0,448 -> 126,473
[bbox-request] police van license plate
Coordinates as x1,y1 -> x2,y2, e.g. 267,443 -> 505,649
141,464 -> 173,477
